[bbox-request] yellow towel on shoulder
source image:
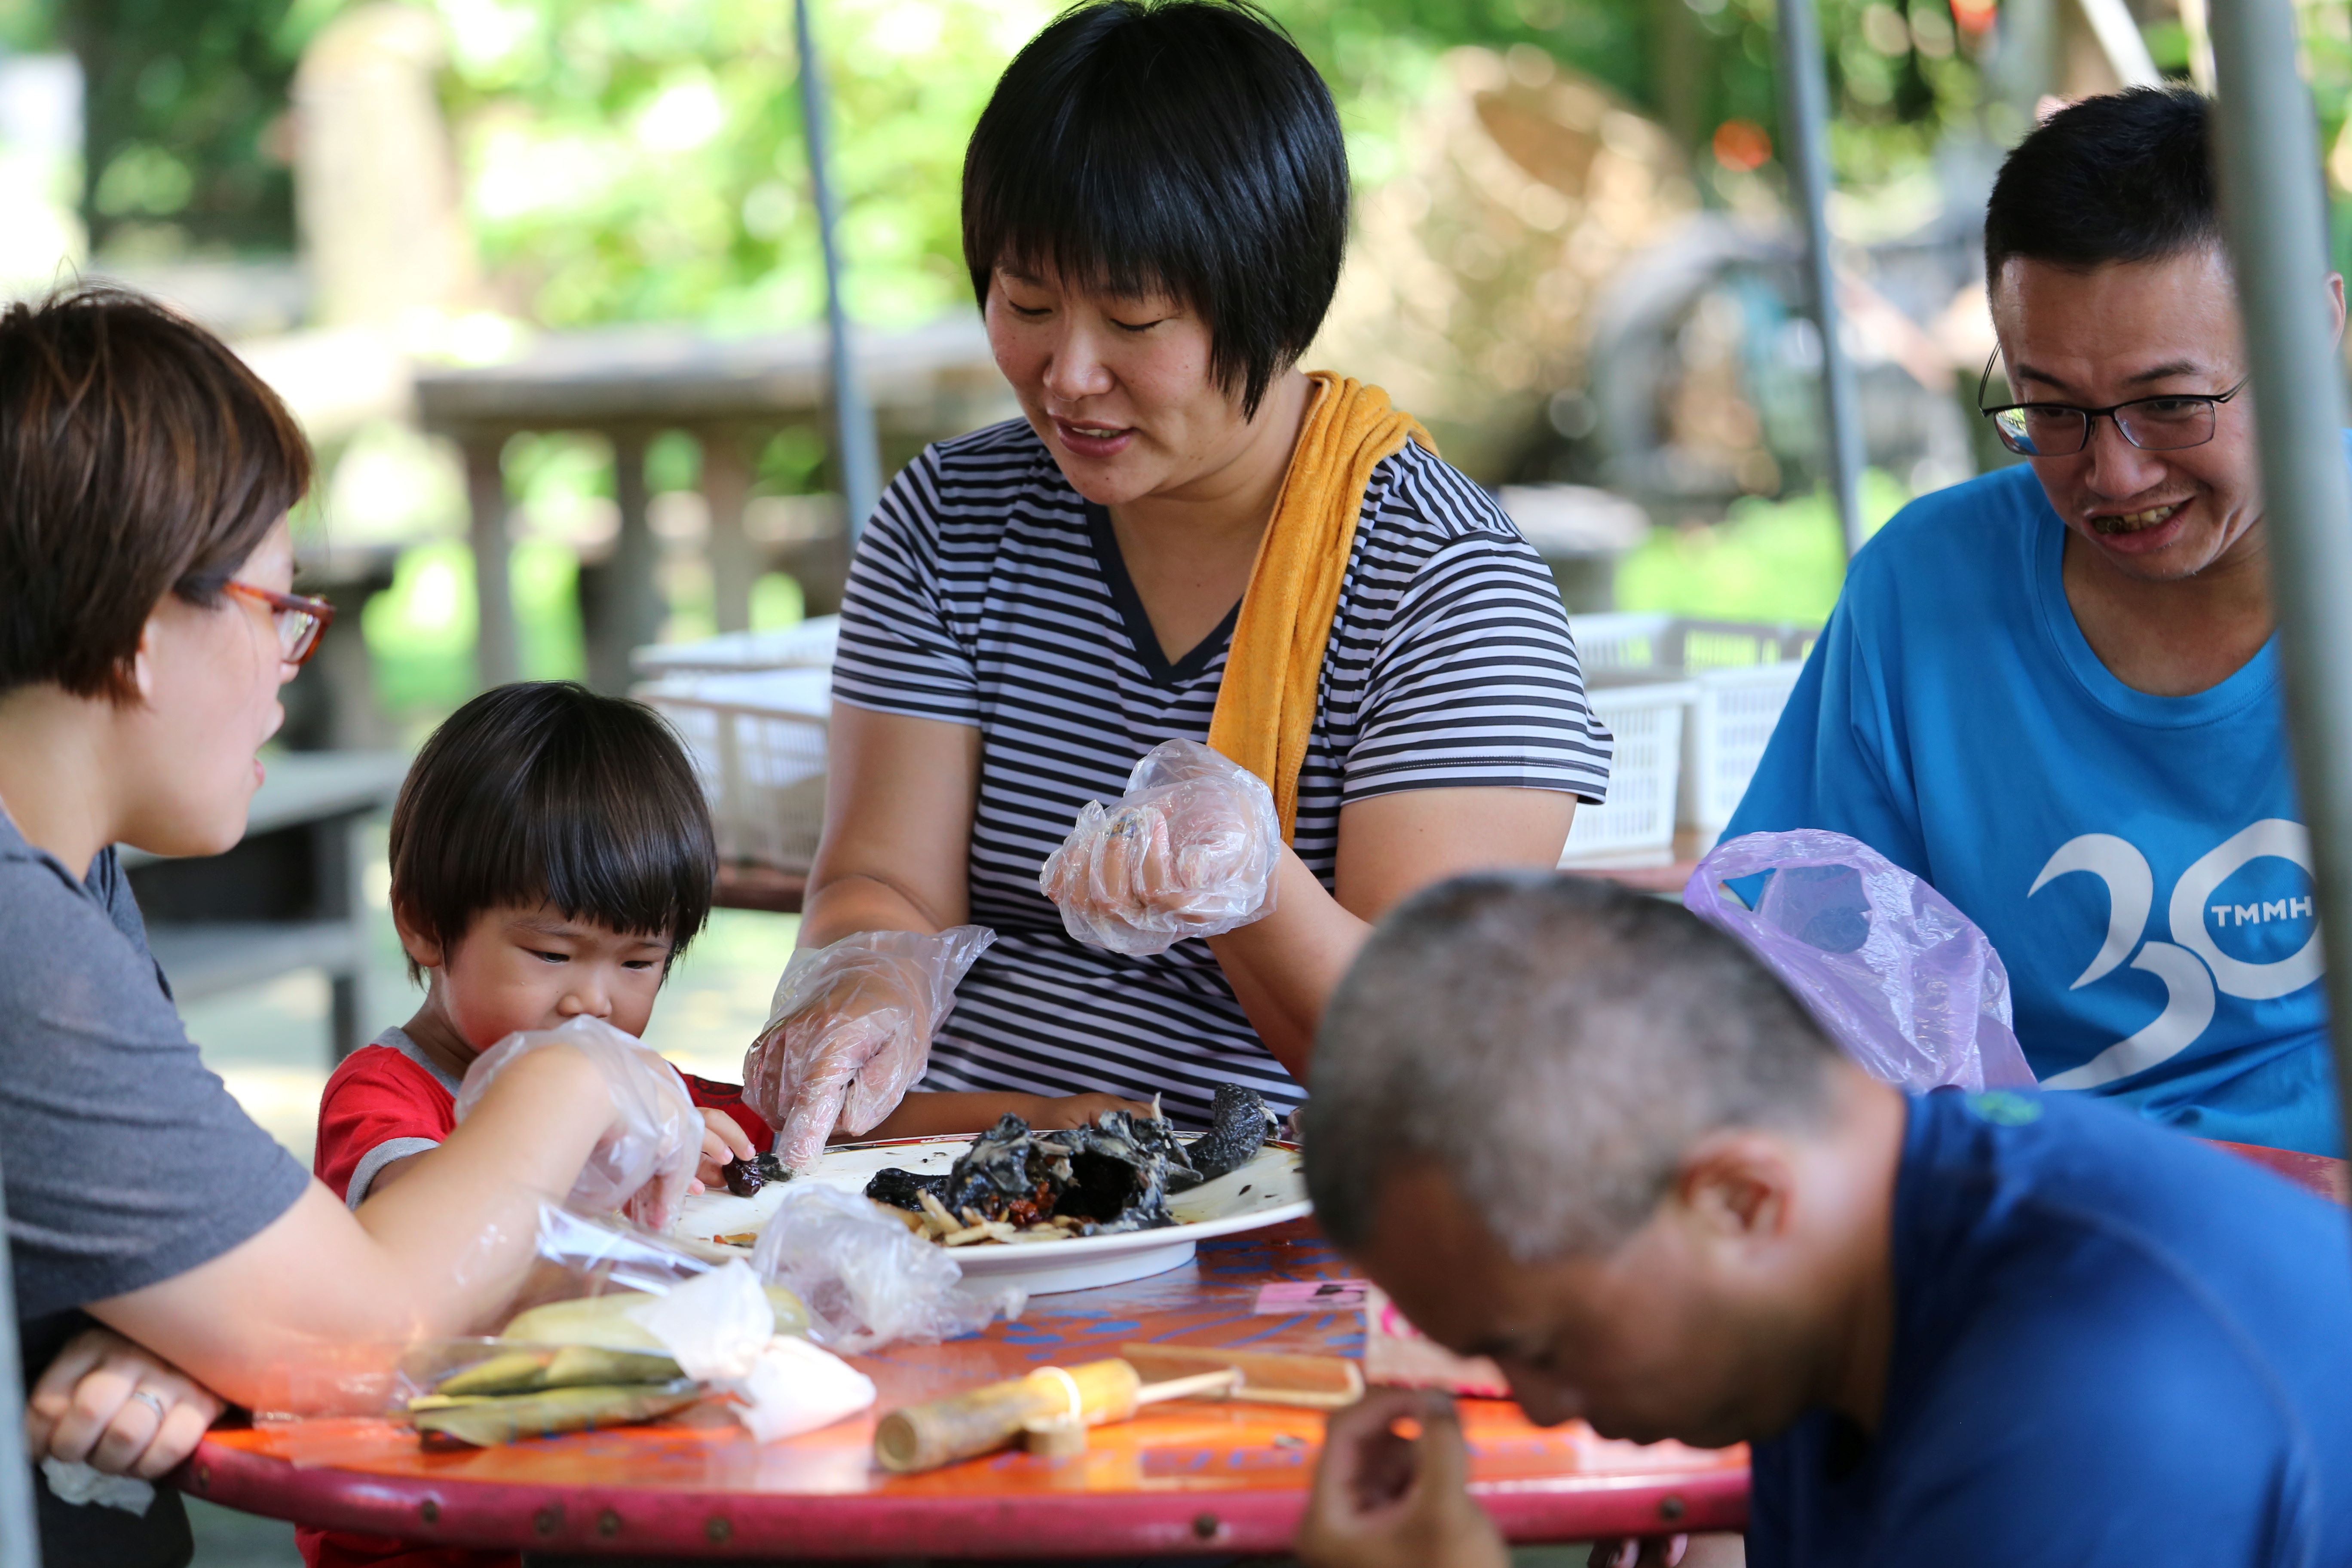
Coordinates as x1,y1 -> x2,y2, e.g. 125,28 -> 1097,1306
1207,371 -> 1435,842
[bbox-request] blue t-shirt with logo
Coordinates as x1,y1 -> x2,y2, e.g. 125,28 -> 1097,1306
1748,1090 -> 2352,1568
1726,463 -> 2339,1155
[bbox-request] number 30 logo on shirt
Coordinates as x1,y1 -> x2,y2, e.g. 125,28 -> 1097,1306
2028,820 -> 2322,1090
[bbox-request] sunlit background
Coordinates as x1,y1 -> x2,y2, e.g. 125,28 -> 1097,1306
8,0 -> 2344,1556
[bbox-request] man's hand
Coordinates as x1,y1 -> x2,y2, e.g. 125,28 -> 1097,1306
694,1107 -> 760,1190
26,1327 -> 224,1480
1297,1387 -> 1508,1568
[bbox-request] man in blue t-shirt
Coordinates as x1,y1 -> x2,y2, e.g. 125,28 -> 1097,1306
1726,89 -> 2342,1155
1294,874 -> 2352,1568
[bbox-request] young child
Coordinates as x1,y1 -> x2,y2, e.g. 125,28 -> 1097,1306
312,682 -> 763,1218
303,682 -> 760,1568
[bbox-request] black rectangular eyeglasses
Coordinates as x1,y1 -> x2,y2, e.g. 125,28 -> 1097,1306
1976,350 -> 2249,457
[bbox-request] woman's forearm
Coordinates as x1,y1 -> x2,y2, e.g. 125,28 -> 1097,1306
91,1048 -> 617,1409
1206,850 -> 1372,1079
798,871 -> 949,949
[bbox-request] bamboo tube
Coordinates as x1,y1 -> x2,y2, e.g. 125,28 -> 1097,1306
873,1359 -> 1142,1473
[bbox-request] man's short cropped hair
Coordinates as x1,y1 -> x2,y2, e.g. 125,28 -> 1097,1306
0,284 -> 312,701
1984,87 -> 2216,280
961,0 -> 1348,418
1306,873 -> 1840,1261
390,683 -> 716,978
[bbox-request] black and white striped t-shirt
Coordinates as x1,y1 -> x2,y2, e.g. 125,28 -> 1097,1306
832,418 -> 1612,1127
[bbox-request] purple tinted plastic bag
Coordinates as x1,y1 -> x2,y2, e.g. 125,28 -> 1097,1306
1683,830 -> 2037,1093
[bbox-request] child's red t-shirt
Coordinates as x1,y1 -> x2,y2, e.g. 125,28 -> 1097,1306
302,1031 -> 771,1568
314,1027 -> 771,1205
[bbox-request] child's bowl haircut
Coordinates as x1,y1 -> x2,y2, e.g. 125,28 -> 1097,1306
390,682 -> 717,979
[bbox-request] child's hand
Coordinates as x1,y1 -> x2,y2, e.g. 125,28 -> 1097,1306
25,1327 -> 225,1480
1017,1092 -> 1155,1131
695,1107 -> 759,1190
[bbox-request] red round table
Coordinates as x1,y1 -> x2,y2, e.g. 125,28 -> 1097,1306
182,1220 -> 1746,1560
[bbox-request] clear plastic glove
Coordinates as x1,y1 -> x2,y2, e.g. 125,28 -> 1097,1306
1039,738 -> 1282,957
455,1016 -> 702,1233
743,926 -> 996,1171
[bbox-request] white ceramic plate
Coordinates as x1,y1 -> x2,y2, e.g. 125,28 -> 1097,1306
672,1137 -> 1308,1295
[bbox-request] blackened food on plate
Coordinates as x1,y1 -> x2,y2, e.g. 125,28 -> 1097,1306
860,1083 -> 1277,1239
1179,1084 -> 1281,1187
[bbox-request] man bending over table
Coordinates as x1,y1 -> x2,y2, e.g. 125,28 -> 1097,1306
1725,86 -> 2341,1154
1294,874 -> 2352,1568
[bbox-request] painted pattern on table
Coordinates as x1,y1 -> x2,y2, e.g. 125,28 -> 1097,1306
213,1221 -> 1741,1502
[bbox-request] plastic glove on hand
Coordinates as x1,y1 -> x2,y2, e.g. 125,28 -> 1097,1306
743,927 -> 996,1171
1039,738 -> 1282,957
455,1016 -> 703,1234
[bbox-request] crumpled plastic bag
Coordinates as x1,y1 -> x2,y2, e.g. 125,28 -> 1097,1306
743,926 -> 997,1171
454,1016 -> 701,1233
1684,830 -> 2037,1093
1039,738 -> 1282,957
751,1185 -> 1023,1354
625,1257 -> 876,1442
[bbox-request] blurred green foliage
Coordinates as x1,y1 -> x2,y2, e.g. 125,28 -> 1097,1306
1615,469 -> 1910,623
24,0 -> 2352,304
27,0 -> 2009,307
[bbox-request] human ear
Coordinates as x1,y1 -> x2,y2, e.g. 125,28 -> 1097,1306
391,900 -> 445,972
130,616 -> 162,704
1672,1130 -> 1797,1245
2328,272 -> 2346,345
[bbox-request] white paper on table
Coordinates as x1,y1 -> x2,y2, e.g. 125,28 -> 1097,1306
625,1258 -> 772,1380
40,1458 -> 155,1515
729,1336 -> 876,1444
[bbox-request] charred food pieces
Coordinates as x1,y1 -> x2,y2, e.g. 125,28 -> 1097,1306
1171,1084 -> 1278,1188
861,1084 -> 1277,1241
722,1150 -> 788,1198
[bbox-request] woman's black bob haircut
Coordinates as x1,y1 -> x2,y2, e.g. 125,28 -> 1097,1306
1984,87 -> 2217,279
389,682 -> 715,977
962,0 -> 1349,418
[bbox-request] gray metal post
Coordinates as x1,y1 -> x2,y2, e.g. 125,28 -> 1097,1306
0,1156 -> 48,1568
794,0 -> 883,545
2207,0 -> 2352,1155
1773,0 -> 1868,558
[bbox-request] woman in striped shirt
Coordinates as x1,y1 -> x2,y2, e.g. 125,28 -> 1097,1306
744,0 -> 1612,1154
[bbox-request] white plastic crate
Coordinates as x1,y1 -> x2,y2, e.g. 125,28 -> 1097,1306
638,668 -> 832,872
1569,614 -> 1818,855
1571,612 -> 1814,677
1684,662 -> 1806,852
1560,680 -> 1694,867
631,615 -> 841,677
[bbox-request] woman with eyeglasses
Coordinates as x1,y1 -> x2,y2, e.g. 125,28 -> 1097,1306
1725,87 -> 2342,1158
0,287 -> 699,1568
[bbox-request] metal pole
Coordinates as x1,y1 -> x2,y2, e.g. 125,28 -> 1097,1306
794,0 -> 883,545
0,1156 -> 48,1568
2207,0 -> 2352,1161
2074,0 -> 2160,88
1773,0 -> 1868,558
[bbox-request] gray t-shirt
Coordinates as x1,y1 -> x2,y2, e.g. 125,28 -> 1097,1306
0,807 -> 309,1565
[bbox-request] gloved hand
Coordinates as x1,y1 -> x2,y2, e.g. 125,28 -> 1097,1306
1040,738 -> 1282,957
454,1016 -> 703,1234
742,926 -> 997,1171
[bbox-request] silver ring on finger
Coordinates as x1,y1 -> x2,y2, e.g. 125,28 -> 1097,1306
128,1388 -> 168,1420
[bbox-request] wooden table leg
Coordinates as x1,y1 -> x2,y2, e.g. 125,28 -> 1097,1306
464,435 -> 520,690
702,429 -> 757,635
585,428 -> 665,693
